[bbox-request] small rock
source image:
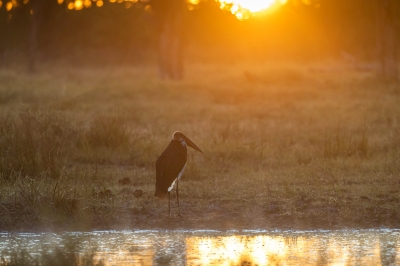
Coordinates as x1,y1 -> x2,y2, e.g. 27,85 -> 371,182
360,195 -> 370,201
118,177 -> 131,186
98,189 -> 113,198
133,189 -> 143,198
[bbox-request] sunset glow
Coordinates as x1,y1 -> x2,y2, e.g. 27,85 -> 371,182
218,0 -> 278,20
220,0 -> 275,13
185,234 -> 385,265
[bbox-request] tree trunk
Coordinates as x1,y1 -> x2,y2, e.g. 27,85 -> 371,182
0,10 -> 7,68
28,0 -> 46,73
153,0 -> 185,80
376,0 -> 398,80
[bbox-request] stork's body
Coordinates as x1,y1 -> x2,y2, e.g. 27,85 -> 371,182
155,131 -> 203,216
155,139 -> 187,198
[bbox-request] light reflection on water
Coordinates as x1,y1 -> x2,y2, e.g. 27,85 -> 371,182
0,229 -> 399,265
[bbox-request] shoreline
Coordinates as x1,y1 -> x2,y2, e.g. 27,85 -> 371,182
2,212 -> 399,233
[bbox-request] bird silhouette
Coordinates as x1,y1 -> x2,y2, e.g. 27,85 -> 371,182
155,131 -> 203,216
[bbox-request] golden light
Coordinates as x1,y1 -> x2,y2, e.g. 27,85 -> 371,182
186,235 -> 290,265
217,0 -> 282,20
6,2 -> 12,11
84,0 -> 91,8
185,234 -> 388,265
57,0 -> 64,4
74,0 -> 83,10
144,4 -> 151,12
0,1 -> 3,8
96,0 -> 103,7
223,0 -> 275,13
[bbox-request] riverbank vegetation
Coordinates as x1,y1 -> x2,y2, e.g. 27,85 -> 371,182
0,62 -> 399,231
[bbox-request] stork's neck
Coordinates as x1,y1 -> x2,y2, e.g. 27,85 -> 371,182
172,136 -> 187,147
178,138 -> 186,147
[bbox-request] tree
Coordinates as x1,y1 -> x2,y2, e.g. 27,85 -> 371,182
376,0 -> 398,80
151,0 -> 185,80
28,0 -> 49,72
0,8 -> 6,67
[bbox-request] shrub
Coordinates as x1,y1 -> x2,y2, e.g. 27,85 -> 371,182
83,113 -> 130,150
0,110 -> 72,179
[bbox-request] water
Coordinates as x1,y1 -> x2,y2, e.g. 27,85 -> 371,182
0,229 -> 399,265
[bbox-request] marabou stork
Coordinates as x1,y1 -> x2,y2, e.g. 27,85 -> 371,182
155,131 -> 203,216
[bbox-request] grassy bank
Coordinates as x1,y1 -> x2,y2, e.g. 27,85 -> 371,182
0,62 -> 399,231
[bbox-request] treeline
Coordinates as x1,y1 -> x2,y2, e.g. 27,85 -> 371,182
0,0 -> 399,74
0,0 -> 155,67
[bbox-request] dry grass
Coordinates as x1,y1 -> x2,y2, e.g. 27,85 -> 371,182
0,62 -> 399,230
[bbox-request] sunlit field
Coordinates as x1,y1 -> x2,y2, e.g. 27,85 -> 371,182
0,62 -> 399,231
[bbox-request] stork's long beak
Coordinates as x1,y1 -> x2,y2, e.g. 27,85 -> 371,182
185,136 -> 203,153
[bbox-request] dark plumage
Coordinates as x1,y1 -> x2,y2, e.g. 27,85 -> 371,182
155,140 -> 187,198
155,131 -> 203,216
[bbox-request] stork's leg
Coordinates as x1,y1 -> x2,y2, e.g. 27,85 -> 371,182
177,179 -> 182,217
168,191 -> 171,217
176,179 -> 180,215
176,179 -> 179,205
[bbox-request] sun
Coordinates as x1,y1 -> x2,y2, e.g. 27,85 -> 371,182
220,0 -> 276,13
186,0 -> 284,20
218,0 -> 278,20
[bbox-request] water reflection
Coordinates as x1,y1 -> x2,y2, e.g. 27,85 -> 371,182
186,232 -> 392,265
0,229 -> 398,265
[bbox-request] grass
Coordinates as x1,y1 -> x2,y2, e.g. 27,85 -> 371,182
0,62 -> 399,231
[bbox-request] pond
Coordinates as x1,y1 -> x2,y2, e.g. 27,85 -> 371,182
0,229 -> 399,265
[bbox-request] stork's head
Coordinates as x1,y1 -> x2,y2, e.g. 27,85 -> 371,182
172,131 -> 203,153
